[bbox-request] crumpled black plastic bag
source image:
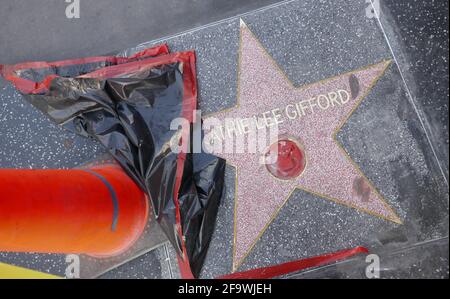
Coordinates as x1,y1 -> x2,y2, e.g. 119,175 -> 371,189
1,49 -> 225,278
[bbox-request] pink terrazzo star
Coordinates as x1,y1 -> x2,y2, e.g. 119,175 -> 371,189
205,20 -> 401,271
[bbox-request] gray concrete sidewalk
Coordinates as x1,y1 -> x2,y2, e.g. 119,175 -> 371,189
0,0 -> 280,64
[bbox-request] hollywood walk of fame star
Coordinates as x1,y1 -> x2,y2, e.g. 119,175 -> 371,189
204,20 -> 401,272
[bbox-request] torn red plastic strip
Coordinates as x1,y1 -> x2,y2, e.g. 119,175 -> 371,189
2,44 -> 169,72
0,44 -> 170,94
217,246 -> 369,279
1,74 -> 59,94
172,54 -> 197,279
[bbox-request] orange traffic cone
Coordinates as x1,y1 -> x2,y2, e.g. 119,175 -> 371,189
0,165 -> 148,257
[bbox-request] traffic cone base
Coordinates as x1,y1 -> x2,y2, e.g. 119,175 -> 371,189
0,165 -> 149,257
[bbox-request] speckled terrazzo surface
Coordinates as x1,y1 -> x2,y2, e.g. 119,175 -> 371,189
378,0 -> 449,183
0,0 -> 448,278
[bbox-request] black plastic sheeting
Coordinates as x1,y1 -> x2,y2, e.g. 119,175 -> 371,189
0,46 -> 225,278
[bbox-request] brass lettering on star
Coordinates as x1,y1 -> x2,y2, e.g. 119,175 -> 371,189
210,89 -> 350,141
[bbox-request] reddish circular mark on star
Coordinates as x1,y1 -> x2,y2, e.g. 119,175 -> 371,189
265,139 -> 306,180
